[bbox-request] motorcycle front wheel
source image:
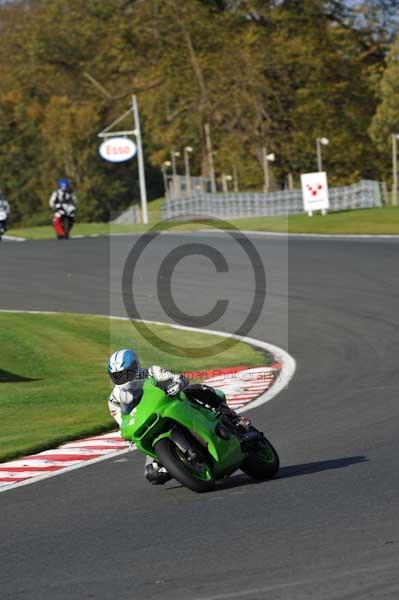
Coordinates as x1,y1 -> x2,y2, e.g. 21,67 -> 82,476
241,435 -> 279,480
154,437 -> 215,493
61,216 -> 71,239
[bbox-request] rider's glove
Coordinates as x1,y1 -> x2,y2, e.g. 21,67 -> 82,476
149,365 -> 173,382
166,381 -> 181,396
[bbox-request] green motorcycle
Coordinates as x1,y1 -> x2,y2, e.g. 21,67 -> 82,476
120,378 -> 279,493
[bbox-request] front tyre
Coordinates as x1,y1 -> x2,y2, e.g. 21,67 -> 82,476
154,438 -> 215,493
62,216 -> 70,239
241,436 -> 279,480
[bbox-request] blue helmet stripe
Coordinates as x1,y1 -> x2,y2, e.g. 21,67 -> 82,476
108,349 -> 138,374
122,350 -> 134,369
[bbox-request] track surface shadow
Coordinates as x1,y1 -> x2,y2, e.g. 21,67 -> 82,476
277,455 -> 368,479
164,456 -> 368,493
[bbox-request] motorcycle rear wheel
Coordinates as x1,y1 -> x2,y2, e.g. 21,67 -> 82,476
154,437 -> 215,493
241,436 -> 279,480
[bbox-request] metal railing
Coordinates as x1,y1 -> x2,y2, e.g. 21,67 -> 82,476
161,180 -> 382,220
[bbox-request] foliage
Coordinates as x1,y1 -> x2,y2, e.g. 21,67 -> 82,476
0,0 -> 395,224
369,33 -> 399,182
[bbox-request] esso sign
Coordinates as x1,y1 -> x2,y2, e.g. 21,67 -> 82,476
99,137 -> 137,163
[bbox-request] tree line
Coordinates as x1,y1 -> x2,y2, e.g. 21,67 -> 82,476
0,0 -> 398,225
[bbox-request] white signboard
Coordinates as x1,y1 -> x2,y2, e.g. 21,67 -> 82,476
99,137 -> 137,163
301,172 -> 329,215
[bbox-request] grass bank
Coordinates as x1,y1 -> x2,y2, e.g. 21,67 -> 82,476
0,312 -> 265,462
8,205 -> 399,239
7,198 -> 164,239
228,206 -> 399,235
150,205 -> 399,235
7,222 -> 147,240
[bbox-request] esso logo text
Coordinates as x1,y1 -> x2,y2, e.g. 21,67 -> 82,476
99,137 -> 137,163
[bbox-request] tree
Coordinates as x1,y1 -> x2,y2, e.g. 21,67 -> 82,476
369,34 -> 399,181
0,0 -> 392,224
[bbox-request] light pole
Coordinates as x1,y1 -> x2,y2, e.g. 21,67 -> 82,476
392,134 -> 399,207
131,95 -> 148,224
204,123 -> 217,193
170,150 -> 180,199
316,137 -> 329,172
171,150 -> 180,177
233,164 -> 239,192
184,146 -> 193,197
86,71 -> 150,225
162,160 -> 171,199
98,96 -> 149,224
262,147 -> 275,192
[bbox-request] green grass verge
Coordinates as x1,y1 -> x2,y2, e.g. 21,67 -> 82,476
228,206 -> 399,235
7,222 -> 148,240
7,198 -> 164,239
0,312 -> 265,462
8,205 -> 399,239
147,205 -> 399,235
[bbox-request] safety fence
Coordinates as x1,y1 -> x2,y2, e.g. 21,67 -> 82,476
161,180 -> 382,220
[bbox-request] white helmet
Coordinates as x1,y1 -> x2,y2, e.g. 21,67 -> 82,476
107,349 -> 140,385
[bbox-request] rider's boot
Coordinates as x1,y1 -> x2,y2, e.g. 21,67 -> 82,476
145,461 -> 172,485
218,404 -> 251,430
219,406 -> 265,450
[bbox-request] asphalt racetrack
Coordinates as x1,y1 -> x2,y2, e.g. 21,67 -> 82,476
1,232 -> 399,600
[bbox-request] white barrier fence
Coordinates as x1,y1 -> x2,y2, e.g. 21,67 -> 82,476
161,180 -> 382,220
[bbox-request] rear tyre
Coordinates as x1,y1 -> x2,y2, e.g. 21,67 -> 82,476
241,436 -> 279,480
154,437 -> 215,493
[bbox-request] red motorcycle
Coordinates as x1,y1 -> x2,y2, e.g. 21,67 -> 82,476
53,204 -> 76,239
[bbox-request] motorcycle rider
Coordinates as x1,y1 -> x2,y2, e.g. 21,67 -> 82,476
107,349 -> 250,485
49,178 -> 77,239
0,190 -> 10,234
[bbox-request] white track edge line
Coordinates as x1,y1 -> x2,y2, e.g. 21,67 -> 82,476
188,229 -> 399,240
238,231 -> 399,240
104,231 -> 399,241
2,235 -> 26,242
0,310 -> 296,493
12,230 -> 399,242
109,230 -> 399,240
